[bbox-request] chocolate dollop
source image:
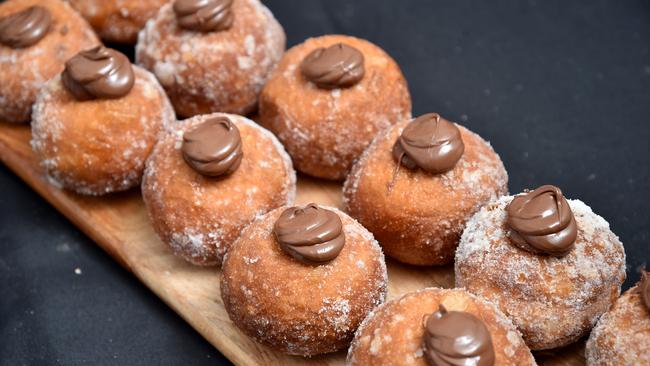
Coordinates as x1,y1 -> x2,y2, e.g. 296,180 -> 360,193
61,46 -> 135,101
422,305 -> 495,366
273,203 -> 345,264
181,117 -> 243,177
300,43 -> 365,89
506,185 -> 578,256
392,113 -> 465,174
640,270 -> 650,313
0,6 -> 51,49
173,0 -> 234,32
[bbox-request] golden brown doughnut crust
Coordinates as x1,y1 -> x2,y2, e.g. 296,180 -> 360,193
221,206 -> 387,356
455,195 -> 626,350
0,0 -> 99,123
31,66 -> 174,195
347,287 -> 536,365
586,284 -> 650,365
343,119 -> 508,266
136,0 -> 285,118
258,34 -> 412,180
68,0 -> 167,44
142,113 -> 296,266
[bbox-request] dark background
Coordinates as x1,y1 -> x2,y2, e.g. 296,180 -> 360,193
1,0 -> 649,364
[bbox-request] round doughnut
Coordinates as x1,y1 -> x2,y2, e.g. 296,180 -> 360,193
347,287 -> 536,365
0,0 -> 99,123
136,0 -> 285,117
142,113 -> 296,266
343,115 -> 508,265
585,273 -> 650,365
220,205 -> 387,356
455,194 -> 626,350
68,0 -> 168,44
258,34 -> 412,180
31,62 -> 174,195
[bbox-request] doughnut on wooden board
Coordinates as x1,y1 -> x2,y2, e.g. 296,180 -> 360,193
0,122 -> 584,365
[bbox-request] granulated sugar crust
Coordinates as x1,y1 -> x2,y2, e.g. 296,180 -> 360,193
455,195 -> 626,350
221,206 -> 387,356
31,66 -> 174,195
142,113 -> 296,266
346,287 -> 536,365
136,0 -> 285,117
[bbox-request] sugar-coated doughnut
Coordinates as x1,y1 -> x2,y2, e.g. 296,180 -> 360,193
347,287 -> 536,365
136,0 -> 285,117
31,47 -> 174,195
259,34 -> 411,180
0,0 -> 99,123
344,114 -> 508,265
142,113 -> 296,265
455,191 -> 626,350
221,204 -> 387,356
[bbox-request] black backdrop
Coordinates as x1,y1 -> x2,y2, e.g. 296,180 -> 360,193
1,0 -> 649,364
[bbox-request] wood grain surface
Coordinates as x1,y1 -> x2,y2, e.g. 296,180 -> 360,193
0,123 -> 584,365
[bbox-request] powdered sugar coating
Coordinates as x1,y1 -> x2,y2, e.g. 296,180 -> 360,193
585,283 -> 650,365
142,113 -> 296,266
347,287 -> 536,365
258,34 -> 412,180
221,206 -> 387,356
343,119 -> 508,265
31,66 -> 174,195
0,0 -> 99,123
455,195 -> 626,350
135,0 -> 285,117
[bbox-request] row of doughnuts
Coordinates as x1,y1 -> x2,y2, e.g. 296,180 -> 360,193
0,0 -> 646,364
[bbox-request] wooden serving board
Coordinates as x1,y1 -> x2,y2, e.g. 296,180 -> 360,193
0,122 -> 584,365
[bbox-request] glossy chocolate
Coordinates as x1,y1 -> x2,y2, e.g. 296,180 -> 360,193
0,6 -> 51,48
301,43 -> 365,89
392,113 -> 464,174
173,0 -> 234,32
640,270 -> 650,313
506,185 -> 578,256
422,305 -> 495,366
273,203 -> 345,264
182,117 -> 243,177
61,46 -> 135,100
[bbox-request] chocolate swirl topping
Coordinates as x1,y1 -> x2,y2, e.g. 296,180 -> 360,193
392,113 -> 465,174
61,46 -> 135,101
301,43 -> 365,89
506,185 -> 578,256
639,270 -> 650,313
273,203 -> 345,264
182,117 -> 243,177
0,6 -> 51,49
422,305 -> 495,366
173,0 -> 234,32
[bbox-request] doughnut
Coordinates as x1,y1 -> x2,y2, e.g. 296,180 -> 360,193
455,186 -> 626,350
31,46 -> 174,195
343,113 -> 508,265
347,287 -> 536,365
68,0 -> 168,44
142,113 -> 296,266
0,0 -> 99,123
258,34 -> 412,180
220,204 -> 387,356
136,0 -> 285,117
585,270 -> 650,365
